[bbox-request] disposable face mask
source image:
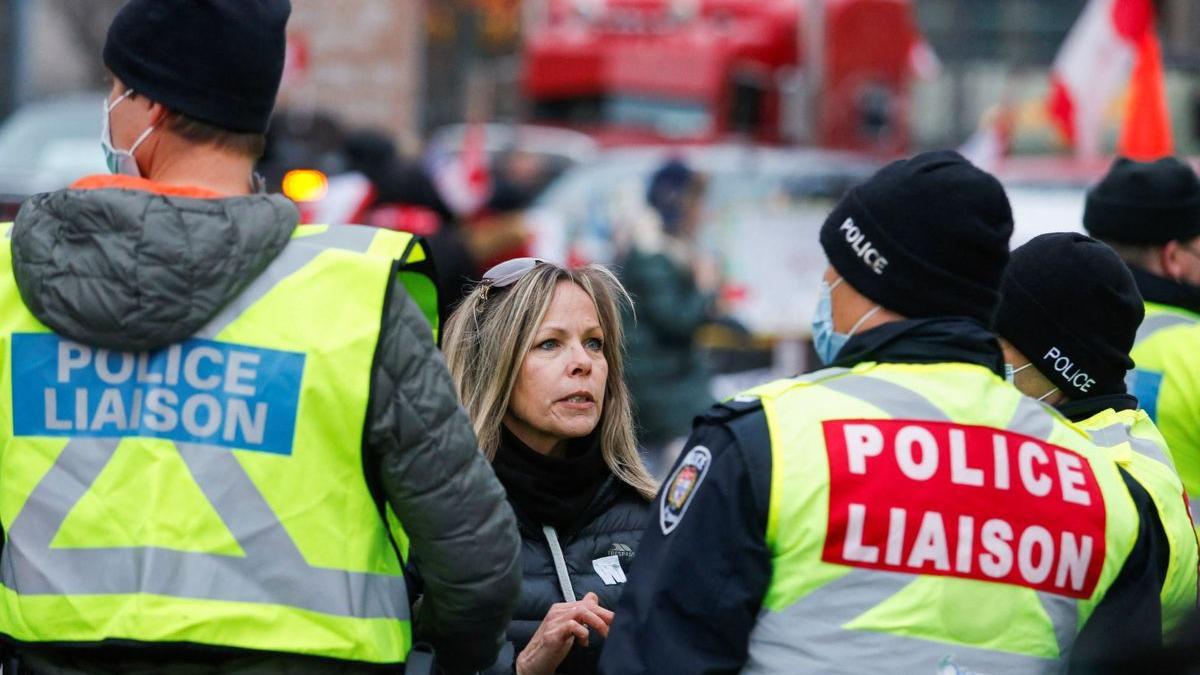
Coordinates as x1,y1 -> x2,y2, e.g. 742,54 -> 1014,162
1005,362 -> 1057,401
1004,362 -> 1032,384
812,277 -> 880,365
1036,387 -> 1059,402
101,90 -> 155,177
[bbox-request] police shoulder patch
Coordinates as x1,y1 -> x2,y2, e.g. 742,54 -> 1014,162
660,445 -> 712,535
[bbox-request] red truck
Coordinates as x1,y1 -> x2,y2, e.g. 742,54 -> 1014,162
522,0 -> 923,154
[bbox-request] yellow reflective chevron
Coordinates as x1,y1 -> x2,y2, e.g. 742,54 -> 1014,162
1079,407 -> 1199,635
0,224 -> 414,664
1128,302 -> 1200,512
738,362 -> 1140,674
301,224 -> 440,342
53,437 -> 244,556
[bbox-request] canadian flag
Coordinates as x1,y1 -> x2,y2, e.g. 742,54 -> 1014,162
1047,0 -> 1155,158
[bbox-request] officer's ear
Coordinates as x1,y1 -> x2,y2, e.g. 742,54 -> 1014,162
1160,240 -> 1190,283
146,100 -> 170,127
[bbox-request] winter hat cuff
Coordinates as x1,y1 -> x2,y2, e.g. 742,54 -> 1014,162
1083,156 -> 1200,245
1084,193 -> 1200,244
104,45 -> 272,134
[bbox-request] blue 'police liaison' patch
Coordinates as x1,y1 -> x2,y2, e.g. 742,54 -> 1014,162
660,445 -> 712,535
12,333 -> 305,455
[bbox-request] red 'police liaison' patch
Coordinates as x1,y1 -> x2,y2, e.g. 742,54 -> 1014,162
821,419 -> 1106,599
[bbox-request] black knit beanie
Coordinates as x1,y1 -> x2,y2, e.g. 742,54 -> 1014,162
819,150 -> 1014,324
1084,157 -> 1200,245
996,233 -> 1143,398
103,0 -> 291,134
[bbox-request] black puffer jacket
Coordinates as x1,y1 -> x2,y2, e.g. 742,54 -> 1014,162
6,180 -> 521,675
485,463 -> 650,675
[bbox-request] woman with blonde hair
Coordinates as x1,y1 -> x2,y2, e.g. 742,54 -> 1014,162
443,258 -> 657,675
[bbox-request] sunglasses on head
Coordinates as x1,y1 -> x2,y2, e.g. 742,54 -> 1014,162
481,257 -> 546,289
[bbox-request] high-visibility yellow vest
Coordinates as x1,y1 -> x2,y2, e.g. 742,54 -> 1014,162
737,362 -> 1139,675
301,224 -> 440,342
1077,407 -> 1199,634
0,223 -> 426,664
1127,301 -> 1200,520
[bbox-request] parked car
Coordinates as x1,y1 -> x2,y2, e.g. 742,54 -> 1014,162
0,94 -> 106,201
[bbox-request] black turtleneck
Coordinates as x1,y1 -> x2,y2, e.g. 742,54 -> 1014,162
491,426 -> 610,531
1129,265 -> 1200,315
830,316 -> 1005,375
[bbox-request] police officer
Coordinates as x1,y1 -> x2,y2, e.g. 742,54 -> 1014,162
0,1 -> 519,673
1083,157 -> 1200,523
600,152 -> 1162,674
994,232 -> 1196,663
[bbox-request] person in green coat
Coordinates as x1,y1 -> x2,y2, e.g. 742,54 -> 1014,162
619,160 -> 719,471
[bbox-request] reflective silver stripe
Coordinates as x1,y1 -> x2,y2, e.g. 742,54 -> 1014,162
1087,422 -> 1174,469
200,225 -> 381,338
745,371 -> 1080,671
542,525 -> 576,602
1004,394 -> 1057,445
1136,312 -> 1197,345
733,369 -> 851,403
1188,496 -> 1200,526
794,367 -> 852,383
742,584 -> 1061,674
1,229 -> 409,620
1036,590 -> 1078,664
2,439 -> 407,618
816,374 -> 948,421
301,223 -> 382,254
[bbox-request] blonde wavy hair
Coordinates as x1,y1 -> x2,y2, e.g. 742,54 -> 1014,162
443,262 -> 658,500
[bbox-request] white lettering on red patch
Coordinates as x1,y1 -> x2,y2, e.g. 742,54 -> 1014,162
822,419 -> 1107,599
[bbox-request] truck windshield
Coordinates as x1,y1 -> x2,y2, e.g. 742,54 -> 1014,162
532,95 -> 712,138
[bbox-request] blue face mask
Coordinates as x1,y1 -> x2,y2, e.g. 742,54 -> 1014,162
812,277 -> 880,366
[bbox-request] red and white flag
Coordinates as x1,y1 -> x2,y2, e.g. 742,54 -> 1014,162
1047,0 -> 1154,158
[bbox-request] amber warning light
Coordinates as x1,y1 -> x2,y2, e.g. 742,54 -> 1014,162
282,169 -> 329,203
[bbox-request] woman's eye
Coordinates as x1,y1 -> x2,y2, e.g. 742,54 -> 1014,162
537,339 -> 558,351
585,337 -> 604,351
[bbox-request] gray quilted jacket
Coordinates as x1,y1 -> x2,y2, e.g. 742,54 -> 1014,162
6,185 -> 521,675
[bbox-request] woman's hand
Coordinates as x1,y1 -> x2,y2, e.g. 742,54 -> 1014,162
515,592 -> 614,675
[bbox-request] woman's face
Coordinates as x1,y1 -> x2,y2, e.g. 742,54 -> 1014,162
505,281 -> 608,456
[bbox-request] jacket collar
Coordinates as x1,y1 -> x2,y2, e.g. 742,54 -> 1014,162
71,174 -> 226,199
831,317 -> 1005,375
1056,393 -> 1140,424
1129,265 -> 1200,316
